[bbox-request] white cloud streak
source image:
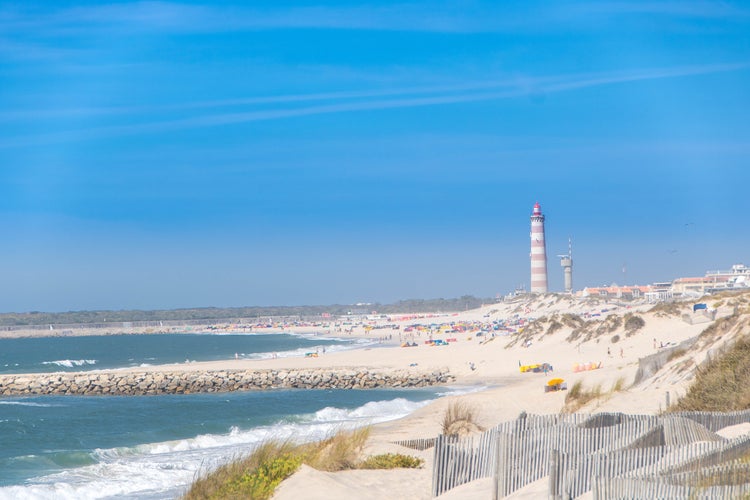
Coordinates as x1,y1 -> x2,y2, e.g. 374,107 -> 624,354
0,61 -> 747,149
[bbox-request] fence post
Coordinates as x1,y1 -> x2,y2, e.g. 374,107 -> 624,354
549,448 -> 561,500
493,433 -> 506,500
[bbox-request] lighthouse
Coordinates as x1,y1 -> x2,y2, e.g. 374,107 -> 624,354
530,202 -> 548,293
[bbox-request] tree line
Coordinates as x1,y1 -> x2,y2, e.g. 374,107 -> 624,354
0,295 -> 493,326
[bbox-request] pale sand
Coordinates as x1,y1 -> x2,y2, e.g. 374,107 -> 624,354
270,294 -> 749,500
6,293 -> 747,499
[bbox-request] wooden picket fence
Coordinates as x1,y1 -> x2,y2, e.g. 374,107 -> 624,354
431,431 -> 499,496
391,437 -> 437,451
673,408 -> 750,432
591,454 -> 750,498
429,411 -> 750,498
592,461 -> 750,500
493,416 -> 658,498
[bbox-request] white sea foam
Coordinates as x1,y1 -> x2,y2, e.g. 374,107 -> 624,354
244,338 -> 377,361
0,401 -> 59,408
41,360 -> 97,369
435,384 -> 490,397
0,396 -> 435,500
306,397 -> 428,424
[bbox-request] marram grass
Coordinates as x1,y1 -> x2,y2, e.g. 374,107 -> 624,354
183,427 -> 423,499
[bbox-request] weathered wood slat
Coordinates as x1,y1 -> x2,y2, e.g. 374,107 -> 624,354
430,411 -> 750,498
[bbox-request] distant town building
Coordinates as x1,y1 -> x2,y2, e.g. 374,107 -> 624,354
577,264 -> 748,302
670,264 -> 749,296
579,285 -> 652,300
644,282 -> 674,303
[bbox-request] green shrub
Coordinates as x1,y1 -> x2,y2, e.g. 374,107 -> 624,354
185,441 -> 302,500
359,453 -> 423,469
225,453 -> 302,499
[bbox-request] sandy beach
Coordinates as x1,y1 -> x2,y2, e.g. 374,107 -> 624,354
268,292 -> 749,499
4,291 -> 749,498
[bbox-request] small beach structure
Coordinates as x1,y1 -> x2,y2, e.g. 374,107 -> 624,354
519,362 -> 552,373
544,378 -> 566,392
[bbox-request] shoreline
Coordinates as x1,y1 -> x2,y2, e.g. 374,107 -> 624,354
3,293 -> 748,499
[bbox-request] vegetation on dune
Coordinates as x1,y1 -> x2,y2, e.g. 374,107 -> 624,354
668,336 -> 750,412
545,320 -> 563,336
623,313 -> 645,335
184,441 -> 301,500
698,313 -> 743,342
648,301 -> 684,317
359,453 -> 424,469
666,347 -> 687,362
566,314 -> 623,343
562,378 -> 627,413
184,429 -> 367,500
562,381 -> 603,413
442,400 -> 484,436
560,313 -> 584,329
183,427 -> 424,499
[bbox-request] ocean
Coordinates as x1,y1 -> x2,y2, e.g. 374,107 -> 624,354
0,332 -> 362,373
0,333 -> 459,499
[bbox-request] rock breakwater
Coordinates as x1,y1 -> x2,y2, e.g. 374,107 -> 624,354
0,368 -> 454,396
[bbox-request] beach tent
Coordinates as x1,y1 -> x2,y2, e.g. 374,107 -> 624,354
544,378 -> 566,392
693,303 -> 708,312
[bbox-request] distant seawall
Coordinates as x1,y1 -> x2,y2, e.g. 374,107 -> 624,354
0,368 -> 454,397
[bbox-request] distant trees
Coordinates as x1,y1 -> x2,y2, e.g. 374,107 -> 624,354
0,296 -> 494,326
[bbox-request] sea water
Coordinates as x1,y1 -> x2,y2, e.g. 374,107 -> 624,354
0,332 -> 363,373
0,388 -> 447,499
0,333 -> 463,499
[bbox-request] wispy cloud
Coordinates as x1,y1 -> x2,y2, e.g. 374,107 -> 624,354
1,61 -> 747,149
6,61 -> 747,122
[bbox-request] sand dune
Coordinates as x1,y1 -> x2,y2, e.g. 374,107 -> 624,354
268,291 -> 750,499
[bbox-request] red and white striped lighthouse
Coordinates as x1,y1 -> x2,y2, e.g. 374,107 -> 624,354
530,202 -> 548,293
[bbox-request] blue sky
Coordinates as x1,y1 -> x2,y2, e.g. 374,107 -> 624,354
1,1 -> 749,312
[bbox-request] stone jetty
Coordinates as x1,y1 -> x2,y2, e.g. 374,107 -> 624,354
0,368 -> 454,397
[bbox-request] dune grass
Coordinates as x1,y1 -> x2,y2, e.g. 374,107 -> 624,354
183,428 -> 369,500
184,441 -> 301,500
562,381 -> 603,413
441,400 -> 484,436
183,427 -> 424,499
668,336 -> 750,412
562,377 -> 627,413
